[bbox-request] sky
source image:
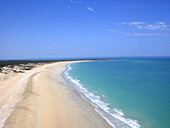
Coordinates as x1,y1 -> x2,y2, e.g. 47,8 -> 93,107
0,0 -> 170,59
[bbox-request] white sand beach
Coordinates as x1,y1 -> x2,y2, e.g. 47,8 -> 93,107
0,61 -> 112,128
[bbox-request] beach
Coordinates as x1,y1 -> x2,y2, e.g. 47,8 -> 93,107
0,61 -> 112,128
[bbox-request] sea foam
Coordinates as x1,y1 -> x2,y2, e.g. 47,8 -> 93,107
63,64 -> 141,128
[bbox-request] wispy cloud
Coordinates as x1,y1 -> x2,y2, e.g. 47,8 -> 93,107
123,21 -> 170,31
70,0 -> 81,4
105,29 -> 117,33
87,7 -> 94,11
142,22 -> 169,30
57,0 -> 95,12
123,22 -> 145,25
122,32 -> 170,36
106,29 -> 170,36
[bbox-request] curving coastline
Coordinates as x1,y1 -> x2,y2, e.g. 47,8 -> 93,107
62,63 -> 140,128
0,61 -> 113,128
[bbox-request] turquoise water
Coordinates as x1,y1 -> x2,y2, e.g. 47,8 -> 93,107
67,58 -> 170,128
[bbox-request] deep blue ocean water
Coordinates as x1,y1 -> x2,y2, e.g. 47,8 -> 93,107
67,58 -> 170,128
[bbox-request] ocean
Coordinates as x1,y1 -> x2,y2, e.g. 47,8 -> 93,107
63,57 -> 170,128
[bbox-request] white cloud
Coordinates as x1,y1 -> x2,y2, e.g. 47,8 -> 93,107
70,0 -> 81,4
143,23 -> 168,30
87,7 -> 94,11
122,22 -> 145,25
128,22 -> 145,25
156,22 -> 165,25
123,21 -> 169,31
121,32 -> 170,36
105,29 -> 117,32
106,29 -> 170,36
107,21 -> 170,36
136,25 -> 143,29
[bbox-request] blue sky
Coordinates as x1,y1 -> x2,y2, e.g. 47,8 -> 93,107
0,0 -> 170,59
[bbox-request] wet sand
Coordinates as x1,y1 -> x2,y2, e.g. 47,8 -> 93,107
0,61 -> 112,128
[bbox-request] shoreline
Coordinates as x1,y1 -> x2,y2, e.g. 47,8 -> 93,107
0,60 -> 112,128
62,63 -> 140,128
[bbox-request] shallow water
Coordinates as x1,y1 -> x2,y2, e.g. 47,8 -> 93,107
67,58 -> 170,128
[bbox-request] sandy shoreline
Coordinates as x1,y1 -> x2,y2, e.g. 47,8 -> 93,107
0,61 -> 112,128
